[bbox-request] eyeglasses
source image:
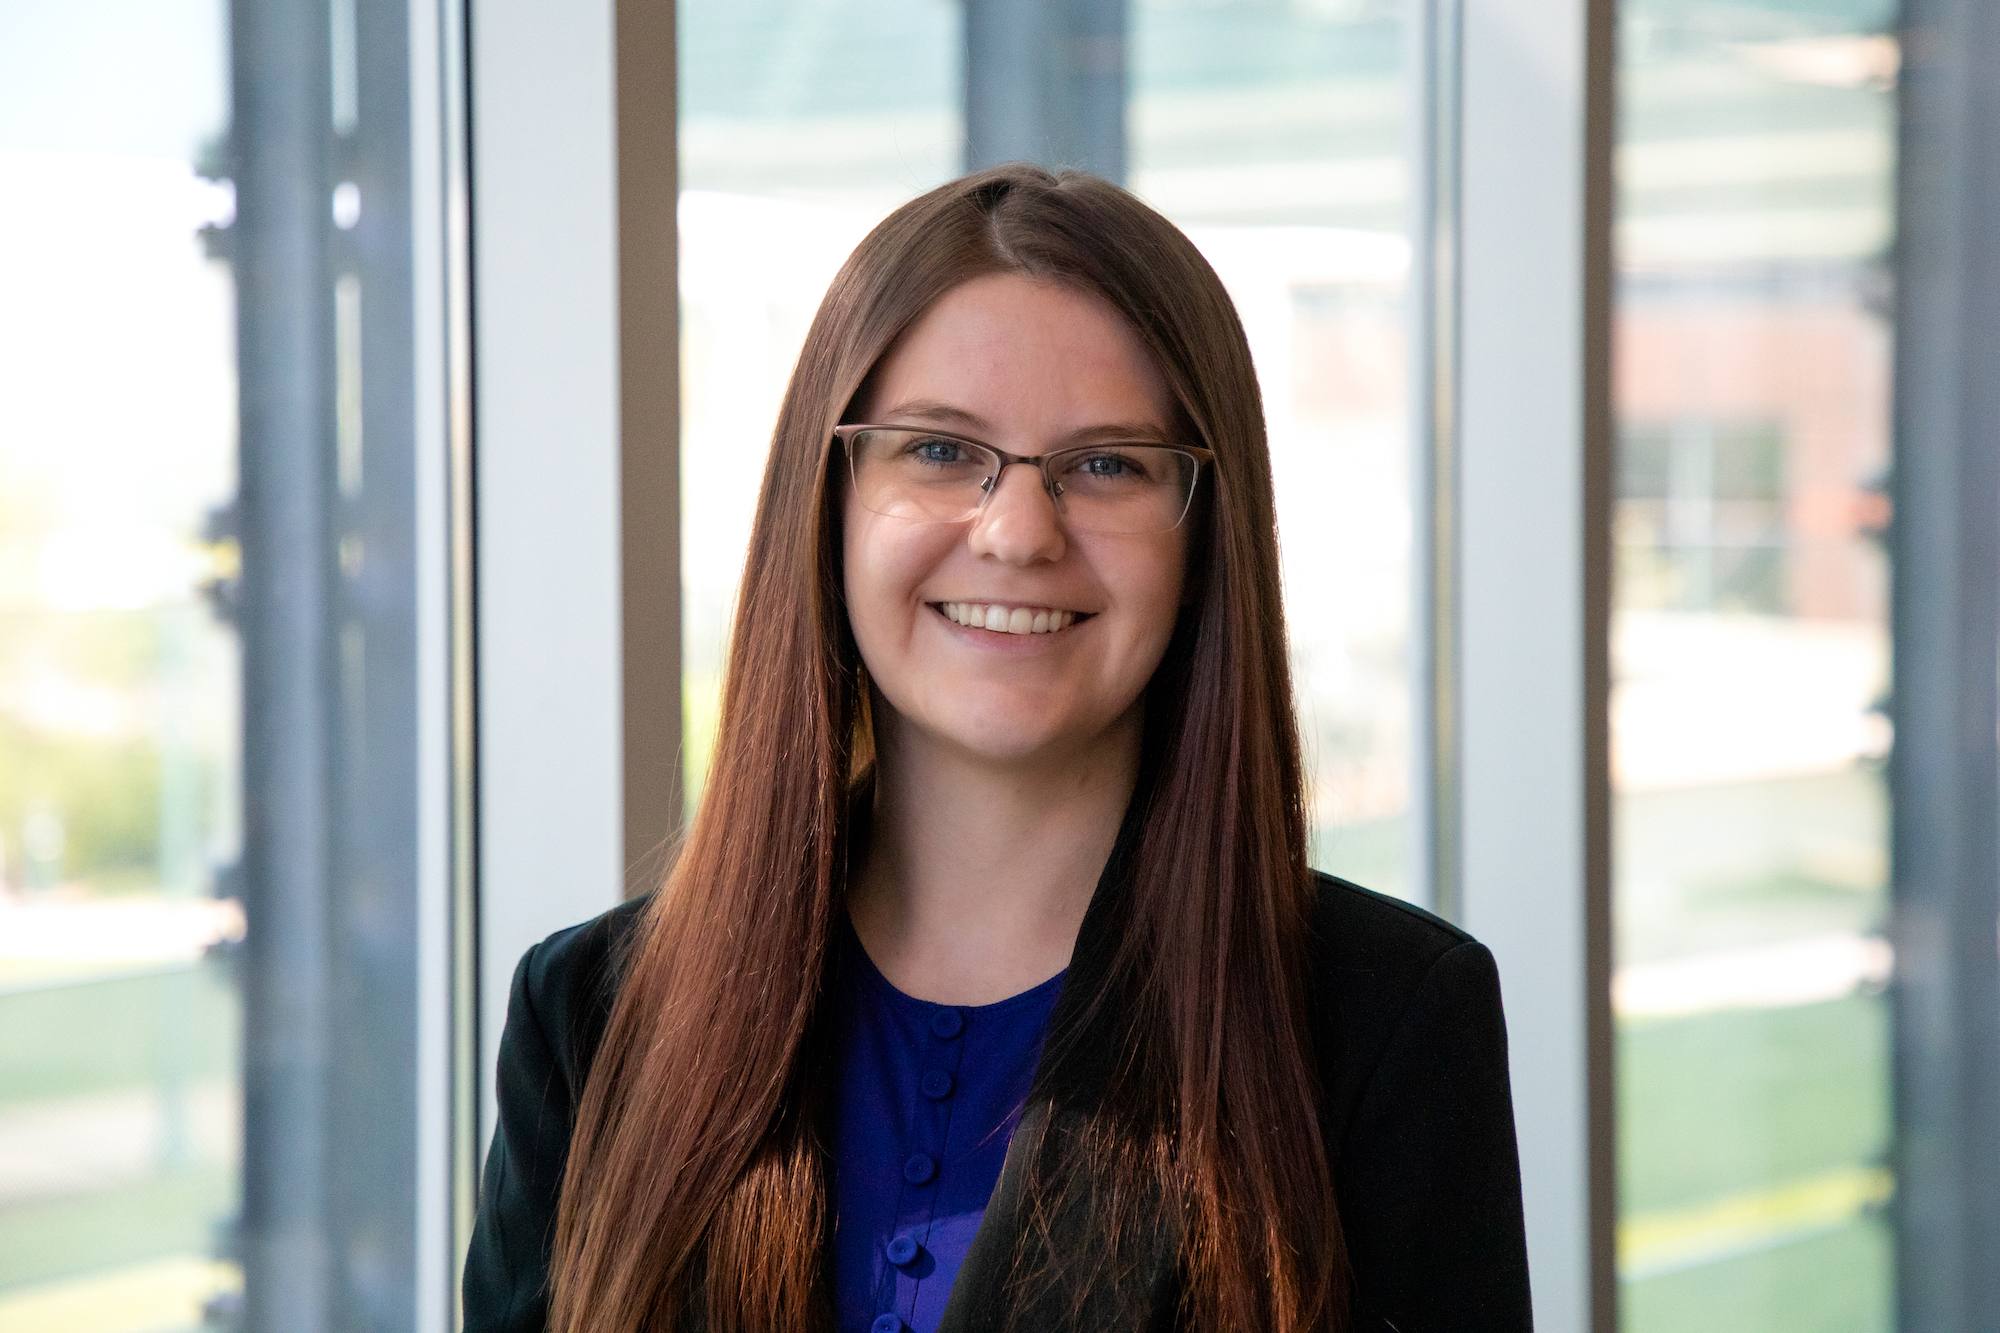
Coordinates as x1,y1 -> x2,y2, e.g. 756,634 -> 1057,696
834,425 -> 1214,536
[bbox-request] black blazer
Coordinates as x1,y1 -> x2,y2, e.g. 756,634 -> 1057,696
464,872 -> 1531,1332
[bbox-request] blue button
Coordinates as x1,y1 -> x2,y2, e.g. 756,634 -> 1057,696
886,1235 -> 921,1267
930,1009 -> 964,1039
903,1153 -> 937,1185
871,1316 -> 903,1333
920,1070 -> 955,1099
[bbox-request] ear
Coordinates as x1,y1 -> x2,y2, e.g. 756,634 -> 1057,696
848,660 -> 877,786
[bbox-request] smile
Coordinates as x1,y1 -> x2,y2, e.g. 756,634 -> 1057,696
936,601 -> 1085,635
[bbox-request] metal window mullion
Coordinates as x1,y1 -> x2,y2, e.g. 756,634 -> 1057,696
964,0 -> 1127,182
616,0 -> 684,895
236,0 -> 435,1323
1411,0 -> 1464,925
233,0 -> 338,1321
1889,2 -> 2000,1329
409,0 -> 482,1325
438,0 -> 484,1316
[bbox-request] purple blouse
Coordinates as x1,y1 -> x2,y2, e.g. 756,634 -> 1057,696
827,917 -> 1065,1333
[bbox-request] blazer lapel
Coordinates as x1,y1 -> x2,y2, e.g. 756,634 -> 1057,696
932,1100 -> 1049,1333
932,801 -> 1181,1333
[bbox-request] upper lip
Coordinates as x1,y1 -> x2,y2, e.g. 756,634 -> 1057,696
931,600 -> 1096,619
933,599 -> 1086,613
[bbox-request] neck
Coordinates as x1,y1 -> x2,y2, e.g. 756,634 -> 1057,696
848,700 -> 1141,1005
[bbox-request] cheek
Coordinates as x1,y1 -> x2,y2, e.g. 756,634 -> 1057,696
1116,538 -> 1189,650
841,514 -> 894,654
842,508 -> 946,652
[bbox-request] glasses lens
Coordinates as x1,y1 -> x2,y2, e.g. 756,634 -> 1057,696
843,430 -> 1203,534
847,429 -> 995,523
1048,445 -> 1200,534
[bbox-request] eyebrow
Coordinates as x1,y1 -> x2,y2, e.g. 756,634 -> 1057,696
877,399 -> 991,432
875,399 -> 1175,447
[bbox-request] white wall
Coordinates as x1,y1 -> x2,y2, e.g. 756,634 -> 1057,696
470,0 -> 625,1146
1458,0 -> 1611,1329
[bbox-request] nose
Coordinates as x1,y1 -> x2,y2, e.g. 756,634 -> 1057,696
968,461 -> 1066,566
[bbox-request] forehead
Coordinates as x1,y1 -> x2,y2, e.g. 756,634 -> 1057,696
859,273 -> 1176,435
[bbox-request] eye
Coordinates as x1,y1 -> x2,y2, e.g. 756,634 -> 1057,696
909,436 -> 967,464
1069,450 -> 1150,480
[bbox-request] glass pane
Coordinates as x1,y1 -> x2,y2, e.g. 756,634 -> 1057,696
1612,1 -> 1896,1327
678,0 -> 962,803
0,2 -> 242,1331
1130,0 -> 1412,897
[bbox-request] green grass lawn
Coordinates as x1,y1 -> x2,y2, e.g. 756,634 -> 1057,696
0,965 -> 237,1108
1623,1216 -> 1891,1333
0,1165 -> 237,1290
1620,994 -> 1891,1333
0,965 -> 241,1292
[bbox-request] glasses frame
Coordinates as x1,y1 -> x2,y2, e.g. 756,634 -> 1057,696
832,424 -> 1217,534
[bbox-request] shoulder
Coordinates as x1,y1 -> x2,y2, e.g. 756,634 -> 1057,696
1303,870 -> 1482,1029
1302,875 -> 1529,1328
517,892 -> 651,989
507,895 -> 652,1096
1306,870 -> 1470,973
1301,872 -> 1504,1132
467,896 -> 654,1333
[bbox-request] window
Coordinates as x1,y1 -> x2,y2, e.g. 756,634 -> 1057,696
0,1 -> 243,1328
1612,0 -> 1896,1325
677,0 -> 1419,895
678,0 -> 963,805
1131,0 -> 1413,895
1617,420 -> 1790,615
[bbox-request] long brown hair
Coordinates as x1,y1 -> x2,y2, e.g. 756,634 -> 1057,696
550,165 -> 1347,1332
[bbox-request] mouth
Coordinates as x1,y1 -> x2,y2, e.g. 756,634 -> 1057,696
934,601 -> 1090,635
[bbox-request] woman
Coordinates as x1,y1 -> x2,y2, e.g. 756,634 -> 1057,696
465,165 -> 1529,1333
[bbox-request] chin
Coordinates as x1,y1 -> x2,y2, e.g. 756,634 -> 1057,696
935,718 -> 1073,765
926,694 -> 1143,768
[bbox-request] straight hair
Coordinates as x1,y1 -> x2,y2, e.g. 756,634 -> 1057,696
550,164 -> 1347,1332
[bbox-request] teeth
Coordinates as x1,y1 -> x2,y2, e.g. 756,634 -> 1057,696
942,602 -> 1077,635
